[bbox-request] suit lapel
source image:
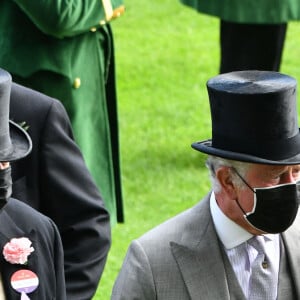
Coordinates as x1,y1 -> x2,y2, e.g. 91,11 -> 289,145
0,205 -> 34,299
170,195 -> 231,300
170,195 -> 300,300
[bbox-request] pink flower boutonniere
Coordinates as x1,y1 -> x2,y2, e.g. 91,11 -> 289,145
3,237 -> 34,264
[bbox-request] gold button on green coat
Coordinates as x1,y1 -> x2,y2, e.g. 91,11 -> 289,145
73,78 -> 81,89
0,0 -> 125,223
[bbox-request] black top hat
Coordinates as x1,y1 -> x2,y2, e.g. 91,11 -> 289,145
0,69 -> 32,162
192,70 -> 300,165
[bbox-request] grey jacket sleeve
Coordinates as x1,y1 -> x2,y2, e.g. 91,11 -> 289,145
111,240 -> 156,300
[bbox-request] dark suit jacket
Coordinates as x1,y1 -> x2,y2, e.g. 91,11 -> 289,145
0,198 -> 66,299
9,83 -> 111,299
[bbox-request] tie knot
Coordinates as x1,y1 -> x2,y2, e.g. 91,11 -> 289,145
248,235 -> 266,254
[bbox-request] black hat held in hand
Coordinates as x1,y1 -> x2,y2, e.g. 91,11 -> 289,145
0,68 -> 32,162
192,70 -> 300,165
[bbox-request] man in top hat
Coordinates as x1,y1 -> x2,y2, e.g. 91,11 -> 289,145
0,69 -> 66,298
111,70 -> 300,300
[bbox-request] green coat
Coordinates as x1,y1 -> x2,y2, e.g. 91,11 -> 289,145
180,0 -> 300,23
0,0 -> 125,223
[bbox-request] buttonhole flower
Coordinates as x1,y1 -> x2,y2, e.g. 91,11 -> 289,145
3,237 -> 34,265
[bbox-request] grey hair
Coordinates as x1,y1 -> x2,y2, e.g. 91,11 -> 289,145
205,155 -> 252,192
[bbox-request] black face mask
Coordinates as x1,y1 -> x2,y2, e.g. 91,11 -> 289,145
0,166 -> 12,209
233,169 -> 300,234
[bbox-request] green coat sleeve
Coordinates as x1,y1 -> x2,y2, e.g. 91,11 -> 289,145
13,0 -> 124,38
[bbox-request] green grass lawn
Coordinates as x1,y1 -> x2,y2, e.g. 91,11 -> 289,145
94,1 -> 300,299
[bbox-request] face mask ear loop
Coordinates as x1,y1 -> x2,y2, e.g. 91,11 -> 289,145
234,198 -> 248,215
231,167 -> 255,193
231,167 -> 255,215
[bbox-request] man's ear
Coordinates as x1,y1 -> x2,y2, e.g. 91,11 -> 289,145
215,166 -> 237,199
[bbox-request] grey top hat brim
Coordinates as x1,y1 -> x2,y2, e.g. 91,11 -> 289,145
192,138 -> 300,165
0,120 -> 32,162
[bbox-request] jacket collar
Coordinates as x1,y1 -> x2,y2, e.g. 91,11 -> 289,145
170,194 -> 233,300
170,193 -> 300,300
0,201 -> 33,299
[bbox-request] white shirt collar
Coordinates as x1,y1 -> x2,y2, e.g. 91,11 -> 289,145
210,192 -> 253,249
210,192 -> 277,249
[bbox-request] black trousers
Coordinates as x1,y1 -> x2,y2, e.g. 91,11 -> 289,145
220,20 -> 287,73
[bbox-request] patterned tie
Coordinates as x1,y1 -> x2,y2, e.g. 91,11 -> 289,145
248,236 -> 277,300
